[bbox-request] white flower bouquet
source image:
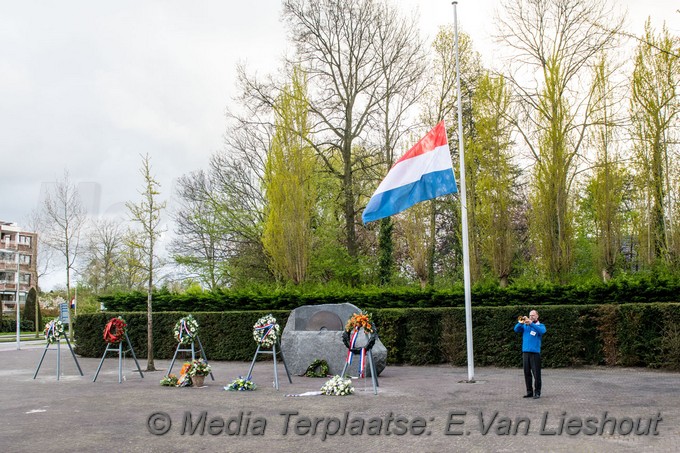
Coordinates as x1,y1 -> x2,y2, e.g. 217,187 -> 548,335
320,375 -> 354,396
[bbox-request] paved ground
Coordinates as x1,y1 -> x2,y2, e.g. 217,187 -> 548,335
1,340 -> 679,452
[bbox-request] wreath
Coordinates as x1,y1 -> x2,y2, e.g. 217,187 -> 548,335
304,359 -> 330,378
103,316 -> 127,344
174,315 -> 199,345
343,312 -> 377,354
44,319 -> 65,344
252,314 -> 280,348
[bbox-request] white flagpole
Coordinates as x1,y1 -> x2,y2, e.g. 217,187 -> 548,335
452,0 -> 474,382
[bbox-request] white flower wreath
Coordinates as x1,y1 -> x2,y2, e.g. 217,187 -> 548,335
320,375 -> 354,396
174,315 -> 199,345
44,319 -> 65,344
252,314 -> 280,348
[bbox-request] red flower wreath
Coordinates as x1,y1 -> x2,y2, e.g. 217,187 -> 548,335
103,317 -> 127,344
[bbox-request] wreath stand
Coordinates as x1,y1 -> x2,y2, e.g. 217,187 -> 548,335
92,332 -> 144,383
33,336 -> 84,380
246,339 -> 292,390
341,329 -> 379,395
166,335 -> 215,381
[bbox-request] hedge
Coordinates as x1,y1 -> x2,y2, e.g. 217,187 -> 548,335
0,319 -> 35,333
97,275 -> 680,312
73,303 -> 680,370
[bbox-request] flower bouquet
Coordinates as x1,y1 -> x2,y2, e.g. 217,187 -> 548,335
320,375 -> 354,396
345,312 -> 374,334
225,376 -> 257,391
160,374 -> 179,386
188,359 -> 211,377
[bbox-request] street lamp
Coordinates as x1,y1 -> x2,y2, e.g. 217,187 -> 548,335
15,241 -> 21,350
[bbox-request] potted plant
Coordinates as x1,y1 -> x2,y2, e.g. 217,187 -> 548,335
187,359 -> 211,387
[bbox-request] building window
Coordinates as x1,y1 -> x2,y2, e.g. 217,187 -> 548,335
1,234 -> 13,247
0,252 -> 15,263
19,235 -> 32,246
20,254 -> 31,265
0,271 -> 15,283
20,273 -> 31,284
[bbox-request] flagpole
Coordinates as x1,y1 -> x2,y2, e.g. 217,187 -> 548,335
452,0 -> 474,382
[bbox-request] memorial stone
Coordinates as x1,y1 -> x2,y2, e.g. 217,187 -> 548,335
281,303 -> 387,376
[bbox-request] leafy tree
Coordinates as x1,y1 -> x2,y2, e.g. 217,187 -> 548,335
126,154 -> 166,371
22,287 -> 41,337
470,73 -> 519,287
262,68 -> 317,284
402,202 -> 431,288
629,21 -> 680,267
584,53 -> 627,281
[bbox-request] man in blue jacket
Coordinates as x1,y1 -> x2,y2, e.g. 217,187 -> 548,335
514,310 -> 546,399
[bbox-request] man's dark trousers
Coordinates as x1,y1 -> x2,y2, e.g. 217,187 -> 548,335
523,352 -> 541,395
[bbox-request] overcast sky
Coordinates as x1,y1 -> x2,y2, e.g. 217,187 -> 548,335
1,1 -> 677,289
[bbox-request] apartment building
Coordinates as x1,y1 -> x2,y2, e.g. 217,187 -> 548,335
0,221 -> 38,313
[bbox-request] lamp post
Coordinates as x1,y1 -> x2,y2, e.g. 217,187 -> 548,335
15,243 -> 21,350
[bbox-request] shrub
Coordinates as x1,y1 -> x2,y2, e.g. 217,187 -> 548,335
73,303 -> 680,370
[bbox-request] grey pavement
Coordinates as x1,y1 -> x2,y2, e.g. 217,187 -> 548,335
1,342 -> 679,452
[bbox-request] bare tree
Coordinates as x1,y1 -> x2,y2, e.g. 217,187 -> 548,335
25,208 -> 54,288
42,170 -> 86,337
371,2 -> 427,285
282,0 -> 389,264
171,170 -> 231,289
419,27 -> 480,285
496,0 -> 623,282
83,218 -> 124,292
126,154 -> 166,371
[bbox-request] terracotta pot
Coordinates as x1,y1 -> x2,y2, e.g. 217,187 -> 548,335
193,375 -> 205,387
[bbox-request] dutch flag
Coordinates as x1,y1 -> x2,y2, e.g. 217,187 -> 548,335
362,121 -> 458,223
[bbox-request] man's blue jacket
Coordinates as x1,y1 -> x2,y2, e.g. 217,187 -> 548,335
514,321 -> 546,353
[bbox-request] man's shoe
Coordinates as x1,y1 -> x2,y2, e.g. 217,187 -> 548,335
533,393 -> 541,399
523,393 -> 533,398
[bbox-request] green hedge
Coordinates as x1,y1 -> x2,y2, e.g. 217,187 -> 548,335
97,275 -> 680,312
73,311 -> 289,361
74,303 -> 680,370
0,319 -> 35,333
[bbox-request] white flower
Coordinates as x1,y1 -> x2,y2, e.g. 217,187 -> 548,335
321,375 -> 354,396
252,314 -> 280,348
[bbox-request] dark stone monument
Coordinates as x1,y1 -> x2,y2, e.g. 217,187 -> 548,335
281,303 -> 387,376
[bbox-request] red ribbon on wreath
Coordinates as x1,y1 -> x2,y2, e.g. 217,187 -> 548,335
345,328 -> 367,378
103,317 -> 127,344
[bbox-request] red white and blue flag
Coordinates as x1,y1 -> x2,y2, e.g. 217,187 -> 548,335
362,121 -> 458,223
